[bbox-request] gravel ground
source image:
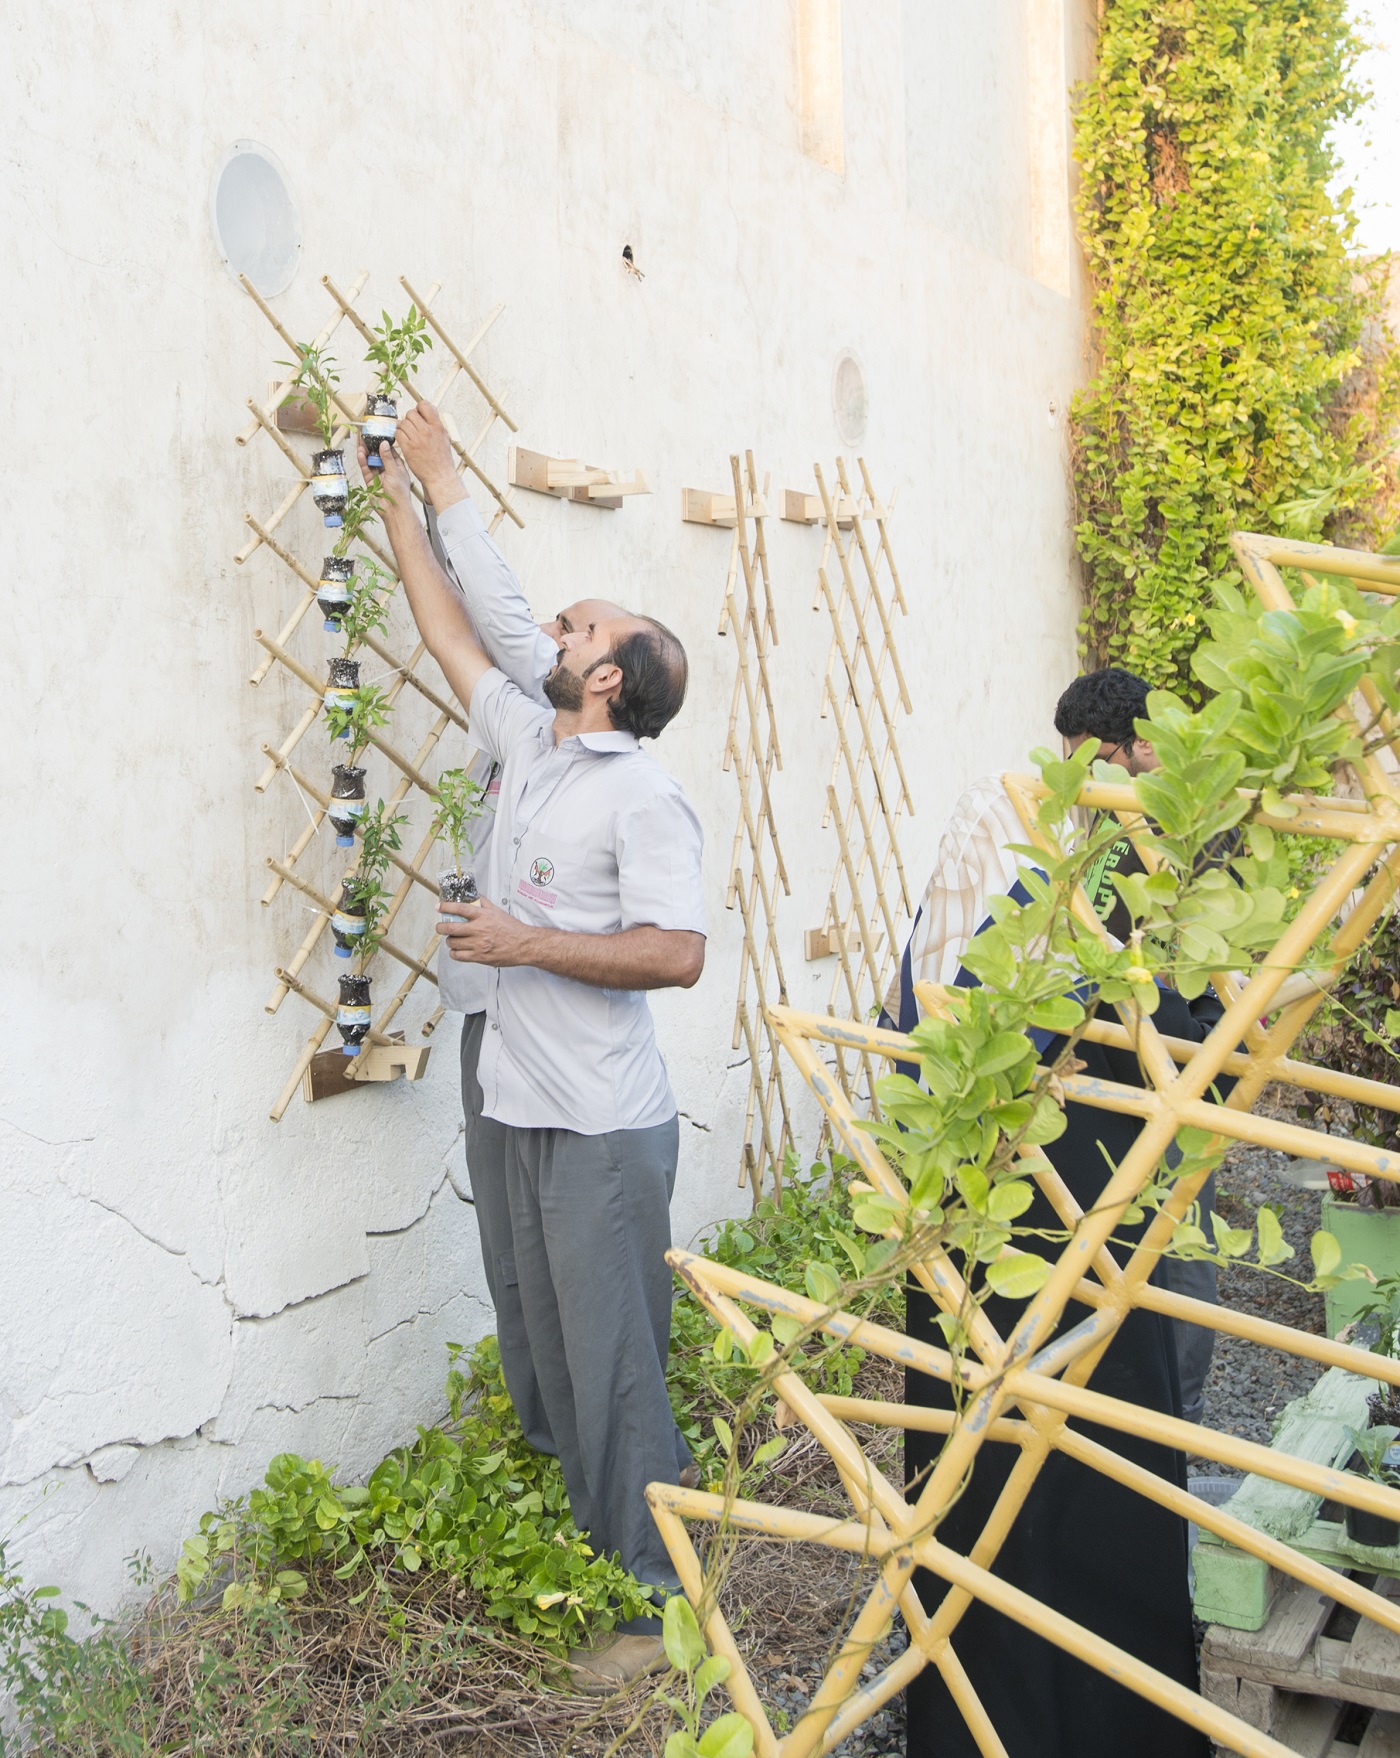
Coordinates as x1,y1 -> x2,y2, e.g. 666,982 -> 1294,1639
1199,1085 -> 1329,1468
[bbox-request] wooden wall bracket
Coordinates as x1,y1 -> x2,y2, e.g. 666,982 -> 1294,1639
302,1037 -> 432,1102
509,444 -> 650,510
682,484 -> 769,528
782,487 -> 858,528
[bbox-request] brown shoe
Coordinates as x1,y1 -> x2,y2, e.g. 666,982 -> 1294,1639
566,1633 -> 668,1694
678,1463 -> 701,1489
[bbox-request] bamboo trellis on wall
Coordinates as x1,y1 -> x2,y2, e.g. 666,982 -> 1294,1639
234,271 -> 520,1120
807,459 -> 913,1123
646,533 -> 1400,1758
713,454 -> 794,1199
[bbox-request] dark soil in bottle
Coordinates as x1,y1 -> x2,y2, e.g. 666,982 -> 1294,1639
329,765 -> 367,845
336,972 -> 373,1055
439,870 -> 479,905
312,449 -> 348,527
328,656 -> 361,689
331,882 -> 368,958
318,557 -> 354,630
363,395 -> 397,469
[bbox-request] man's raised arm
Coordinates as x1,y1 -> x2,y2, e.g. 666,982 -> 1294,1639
364,437 -> 495,714
400,403 -> 556,701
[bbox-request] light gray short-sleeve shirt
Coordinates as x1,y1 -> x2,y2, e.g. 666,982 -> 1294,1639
465,669 -> 706,1136
428,498 -> 558,1015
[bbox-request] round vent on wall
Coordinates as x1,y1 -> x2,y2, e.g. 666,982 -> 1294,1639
832,350 -> 868,447
210,142 -> 301,296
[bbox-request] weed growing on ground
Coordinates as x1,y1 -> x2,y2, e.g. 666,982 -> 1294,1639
0,1158 -> 874,1754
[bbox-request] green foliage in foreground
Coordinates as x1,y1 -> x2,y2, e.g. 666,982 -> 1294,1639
177,1336 -> 654,1647
1071,0 -> 1399,695
0,1163 -> 879,1751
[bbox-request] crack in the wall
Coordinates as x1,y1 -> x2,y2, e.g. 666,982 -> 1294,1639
66,1187 -> 194,1266
364,1167 -> 449,1239
368,1289 -> 491,1347
249,1391 -> 360,1420
0,1119 -> 96,1150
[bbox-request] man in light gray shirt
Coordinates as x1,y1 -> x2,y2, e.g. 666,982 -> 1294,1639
372,407 -> 706,1690
426,490 -> 628,1462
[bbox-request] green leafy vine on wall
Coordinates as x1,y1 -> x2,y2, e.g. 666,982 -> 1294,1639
1070,0 -> 1400,698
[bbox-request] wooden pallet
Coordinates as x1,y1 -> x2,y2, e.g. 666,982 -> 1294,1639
1195,1367 -> 1395,1631
1203,1575 -> 1400,1755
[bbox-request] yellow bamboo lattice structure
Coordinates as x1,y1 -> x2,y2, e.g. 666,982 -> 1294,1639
809,459 -> 912,1123
713,452 -> 794,1199
647,534 -> 1400,1758
235,272 -> 520,1118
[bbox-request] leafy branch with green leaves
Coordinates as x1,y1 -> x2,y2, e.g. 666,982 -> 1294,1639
365,305 -> 432,398
430,769 -> 489,876
333,558 -> 394,656
1069,0 -> 1399,697
344,799 -> 405,971
323,682 -> 390,766
277,341 -> 341,450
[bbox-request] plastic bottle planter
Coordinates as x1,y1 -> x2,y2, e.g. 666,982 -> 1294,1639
336,973 -> 372,1057
439,868 -> 479,906
330,882 -> 368,959
324,657 -> 360,740
311,449 -> 349,528
328,764 -> 367,847
317,557 -> 355,631
1345,1445 -> 1400,1548
362,395 -> 397,470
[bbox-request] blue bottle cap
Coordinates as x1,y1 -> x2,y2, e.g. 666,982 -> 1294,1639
334,944 -> 351,958
341,1044 -> 358,1057
323,618 -> 340,631
367,456 -> 383,469
336,834 -> 354,847
324,514 -> 343,528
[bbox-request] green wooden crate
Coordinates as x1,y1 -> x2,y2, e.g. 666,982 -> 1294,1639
1322,1197 -> 1400,1339
1194,1366 -> 1392,1631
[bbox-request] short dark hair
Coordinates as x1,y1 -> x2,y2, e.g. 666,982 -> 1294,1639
593,617 -> 688,740
1053,667 -> 1151,751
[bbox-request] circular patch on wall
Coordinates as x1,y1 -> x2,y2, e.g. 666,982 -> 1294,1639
832,351 -> 868,447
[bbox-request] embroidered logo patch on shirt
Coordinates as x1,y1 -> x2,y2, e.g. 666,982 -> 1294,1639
518,876 -> 557,908
529,856 -> 555,886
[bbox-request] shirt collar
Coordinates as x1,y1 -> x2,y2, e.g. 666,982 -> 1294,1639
569,730 -> 640,753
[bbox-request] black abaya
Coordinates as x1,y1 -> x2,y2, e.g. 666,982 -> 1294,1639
904,988 -> 1213,1758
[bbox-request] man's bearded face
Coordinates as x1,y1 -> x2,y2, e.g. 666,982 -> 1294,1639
543,651 -> 586,712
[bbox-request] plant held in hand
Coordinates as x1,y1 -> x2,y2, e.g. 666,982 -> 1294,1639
361,305 -> 432,470
431,767 -> 489,905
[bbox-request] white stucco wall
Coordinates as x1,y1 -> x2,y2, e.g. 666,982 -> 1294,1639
2,0 -> 1093,1618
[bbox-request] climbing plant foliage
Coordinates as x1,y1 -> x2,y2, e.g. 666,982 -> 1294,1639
1070,0 -> 1399,698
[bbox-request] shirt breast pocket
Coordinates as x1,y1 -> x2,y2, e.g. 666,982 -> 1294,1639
512,834 -> 613,928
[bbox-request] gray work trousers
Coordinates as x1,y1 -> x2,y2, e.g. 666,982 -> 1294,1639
1156,1168 -> 1219,1426
459,1013 -> 556,1454
504,1113 -> 689,1634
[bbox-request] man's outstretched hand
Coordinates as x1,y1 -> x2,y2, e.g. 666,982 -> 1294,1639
357,434 -> 414,522
393,402 -> 466,511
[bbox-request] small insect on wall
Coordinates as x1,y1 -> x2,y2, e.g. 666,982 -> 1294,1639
234,271 -> 522,1120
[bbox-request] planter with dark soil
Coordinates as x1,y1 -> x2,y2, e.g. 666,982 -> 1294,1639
1344,1448 -> 1400,1548
331,883 -> 367,960
317,557 -> 355,631
336,973 -> 372,1056
328,764 -> 367,847
439,869 -> 479,906
324,657 -> 361,739
311,449 -> 349,528
361,395 -> 397,470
